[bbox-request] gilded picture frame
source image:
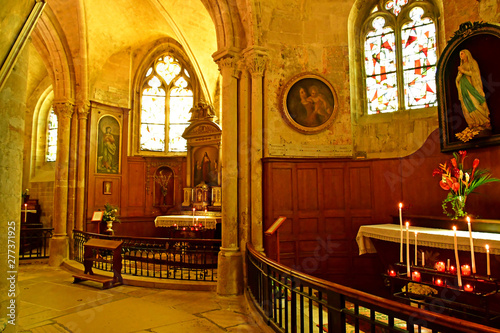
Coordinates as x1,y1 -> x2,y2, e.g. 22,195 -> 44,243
279,73 -> 337,134
437,22 -> 500,152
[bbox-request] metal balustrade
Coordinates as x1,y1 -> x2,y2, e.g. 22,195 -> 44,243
19,228 -> 53,259
246,242 -> 499,333
73,230 -> 220,281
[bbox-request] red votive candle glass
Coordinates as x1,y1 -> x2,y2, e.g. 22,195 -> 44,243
464,284 -> 474,292
388,270 -> 397,277
461,264 -> 471,276
433,278 -> 444,287
435,261 -> 446,272
412,271 -> 421,282
449,265 -> 456,274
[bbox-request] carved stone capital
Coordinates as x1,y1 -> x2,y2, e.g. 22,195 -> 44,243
76,101 -> 90,119
52,101 -> 74,120
215,56 -> 241,79
242,47 -> 268,77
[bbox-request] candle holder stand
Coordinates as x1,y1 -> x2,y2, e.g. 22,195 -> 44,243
384,262 -> 500,326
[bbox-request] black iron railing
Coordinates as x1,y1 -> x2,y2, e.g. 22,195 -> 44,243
73,230 -> 220,281
19,228 -> 53,259
246,242 -> 499,333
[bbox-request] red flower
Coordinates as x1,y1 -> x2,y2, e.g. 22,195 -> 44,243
439,180 -> 450,190
432,168 -> 442,177
451,158 -> 457,168
453,168 -> 461,179
472,158 -> 480,170
459,150 -> 467,163
451,181 -> 460,192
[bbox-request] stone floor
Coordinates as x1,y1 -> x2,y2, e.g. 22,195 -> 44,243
15,262 -> 268,333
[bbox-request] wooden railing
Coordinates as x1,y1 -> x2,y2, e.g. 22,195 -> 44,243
246,242 -> 500,333
73,230 -> 220,282
20,228 -> 53,259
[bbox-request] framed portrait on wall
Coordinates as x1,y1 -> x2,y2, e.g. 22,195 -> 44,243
437,22 -> 500,152
97,115 -> 121,173
279,72 -> 338,134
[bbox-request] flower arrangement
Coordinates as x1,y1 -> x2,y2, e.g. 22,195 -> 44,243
433,150 -> 499,219
102,203 -> 120,223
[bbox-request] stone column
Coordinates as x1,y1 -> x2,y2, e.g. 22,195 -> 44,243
0,47 -> 28,333
214,51 -> 243,295
75,101 -> 89,231
49,100 -> 74,266
244,47 -> 267,253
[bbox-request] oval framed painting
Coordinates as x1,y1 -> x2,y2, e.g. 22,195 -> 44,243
279,72 -> 337,134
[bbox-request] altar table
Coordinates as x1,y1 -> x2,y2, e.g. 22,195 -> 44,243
154,215 -> 218,229
356,224 -> 500,255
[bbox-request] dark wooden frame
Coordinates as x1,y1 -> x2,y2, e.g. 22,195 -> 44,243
279,72 -> 337,134
437,22 -> 500,152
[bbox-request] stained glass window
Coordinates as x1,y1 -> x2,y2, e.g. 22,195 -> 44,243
46,107 -> 58,162
140,54 -> 193,153
364,1 -> 437,114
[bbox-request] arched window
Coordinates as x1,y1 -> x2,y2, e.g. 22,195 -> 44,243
363,0 -> 437,114
46,107 -> 58,162
139,54 -> 193,153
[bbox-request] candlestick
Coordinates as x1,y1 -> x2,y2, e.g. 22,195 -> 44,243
467,216 -> 476,274
406,221 -> 410,277
453,226 -> 462,288
486,244 -> 491,276
414,231 -> 418,266
24,203 -> 27,222
399,203 -> 403,263
422,252 -> 425,267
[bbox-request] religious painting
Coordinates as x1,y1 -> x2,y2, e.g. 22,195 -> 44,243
279,73 -> 338,134
437,22 -> 500,152
103,181 -> 112,195
97,115 -> 120,173
192,146 -> 218,187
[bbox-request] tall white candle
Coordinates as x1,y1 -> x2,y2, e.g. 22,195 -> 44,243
486,244 -> 491,276
24,203 -> 27,222
399,203 -> 403,263
453,226 -> 462,287
466,216 -> 476,274
406,222 -> 410,277
422,252 -> 425,267
192,207 -> 195,224
204,208 -> 207,226
414,231 -> 418,266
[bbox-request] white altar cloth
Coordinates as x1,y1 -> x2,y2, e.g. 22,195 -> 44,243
356,224 -> 500,255
154,215 -> 218,229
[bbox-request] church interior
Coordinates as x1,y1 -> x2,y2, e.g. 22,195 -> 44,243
2,0 -> 500,332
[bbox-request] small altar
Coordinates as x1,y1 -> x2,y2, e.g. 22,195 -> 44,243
154,214 -> 219,229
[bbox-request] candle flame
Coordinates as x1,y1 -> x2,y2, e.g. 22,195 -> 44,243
466,216 -> 470,223
405,221 -> 409,227
453,226 -> 457,231
486,244 -> 490,251
399,202 -> 403,208
414,231 -> 418,235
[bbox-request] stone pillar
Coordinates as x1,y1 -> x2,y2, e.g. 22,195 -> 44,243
75,101 -> 89,231
0,47 -> 28,333
214,51 -> 243,295
244,47 -> 267,253
49,100 -> 74,266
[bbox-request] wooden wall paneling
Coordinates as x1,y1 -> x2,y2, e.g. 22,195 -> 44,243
127,159 -> 146,216
94,176 -> 121,210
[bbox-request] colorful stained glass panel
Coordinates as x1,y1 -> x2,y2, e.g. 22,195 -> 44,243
140,124 -> 165,151
46,109 -> 58,162
366,72 -> 398,114
385,0 -> 408,16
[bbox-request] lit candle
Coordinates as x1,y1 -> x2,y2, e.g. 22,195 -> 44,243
192,207 -> 195,224
449,265 -> 456,274
24,203 -> 27,222
453,226 -> 462,288
467,216 -> 476,274
399,203 -> 403,263
435,261 -> 445,272
422,252 -> 425,267
412,271 -> 421,282
461,264 -> 471,276
464,284 -> 474,292
414,231 -> 418,266
406,221 -> 410,277
205,208 -> 207,227
388,269 -> 396,277
486,244 -> 491,276
447,259 -> 450,271
434,278 -> 443,287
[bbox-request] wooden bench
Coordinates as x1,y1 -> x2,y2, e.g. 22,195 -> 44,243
73,238 -> 123,289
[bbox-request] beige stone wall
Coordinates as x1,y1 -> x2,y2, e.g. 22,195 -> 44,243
260,0 -> 354,158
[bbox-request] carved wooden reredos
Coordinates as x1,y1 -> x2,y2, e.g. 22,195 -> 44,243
182,102 -> 222,211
